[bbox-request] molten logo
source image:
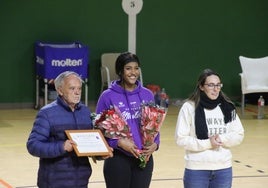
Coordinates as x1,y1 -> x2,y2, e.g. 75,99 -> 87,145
36,56 -> 83,67
51,58 -> 83,67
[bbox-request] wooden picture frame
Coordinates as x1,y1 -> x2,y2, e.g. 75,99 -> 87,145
65,129 -> 111,157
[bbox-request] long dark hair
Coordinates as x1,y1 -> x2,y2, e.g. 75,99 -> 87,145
188,68 -> 234,108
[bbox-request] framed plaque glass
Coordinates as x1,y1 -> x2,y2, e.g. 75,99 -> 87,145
65,129 -> 111,157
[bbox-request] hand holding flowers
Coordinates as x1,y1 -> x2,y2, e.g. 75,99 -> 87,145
117,138 -> 140,159
91,103 -> 166,169
91,106 -> 140,156
137,103 -> 166,168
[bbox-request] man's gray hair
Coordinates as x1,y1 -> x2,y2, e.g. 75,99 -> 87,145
54,71 -> 83,90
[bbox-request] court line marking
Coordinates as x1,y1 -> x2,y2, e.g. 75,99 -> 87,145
14,175 -> 268,188
234,159 -> 266,174
0,179 -> 13,188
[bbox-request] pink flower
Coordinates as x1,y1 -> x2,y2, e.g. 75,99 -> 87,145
138,103 -> 166,168
140,103 -> 166,147
91,106 -> 132,140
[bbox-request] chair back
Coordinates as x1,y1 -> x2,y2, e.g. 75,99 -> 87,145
239,56 -> 268,88
101,53 -> 120,84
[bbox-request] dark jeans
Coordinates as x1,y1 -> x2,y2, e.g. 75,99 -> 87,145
183,167 -> 233,188
103,150 -> 153,188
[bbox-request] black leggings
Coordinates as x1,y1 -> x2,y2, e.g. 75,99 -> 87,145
103,150 -> 154,188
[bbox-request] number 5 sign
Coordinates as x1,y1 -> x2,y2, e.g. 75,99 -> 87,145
122,0 -> 143,54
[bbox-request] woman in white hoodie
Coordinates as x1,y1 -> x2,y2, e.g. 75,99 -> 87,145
175,69 -> 244,188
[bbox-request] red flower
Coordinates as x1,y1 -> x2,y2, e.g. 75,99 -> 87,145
140,103 -> 166,147
92,106 -> 132,139
91,104 -> 166,169
138,103 -> 166,168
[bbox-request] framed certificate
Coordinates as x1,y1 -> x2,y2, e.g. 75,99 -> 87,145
65,129 -> 111,157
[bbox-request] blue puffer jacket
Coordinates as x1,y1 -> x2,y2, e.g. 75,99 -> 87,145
27,97 -> 93,188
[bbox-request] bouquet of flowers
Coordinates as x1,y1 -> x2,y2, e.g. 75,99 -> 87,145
91,106 -> 132,139
91,104 -> 166,169
138,103 -> 166,168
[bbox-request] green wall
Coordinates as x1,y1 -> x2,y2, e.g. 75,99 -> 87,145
1,0 -> 268,106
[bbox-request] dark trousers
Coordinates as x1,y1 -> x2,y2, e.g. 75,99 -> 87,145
103,150 -> 153,188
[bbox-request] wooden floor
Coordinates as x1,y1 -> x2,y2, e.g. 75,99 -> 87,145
0,104 -> 268,188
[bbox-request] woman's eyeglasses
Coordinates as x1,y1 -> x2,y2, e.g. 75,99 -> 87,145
204,83 -> 223,89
